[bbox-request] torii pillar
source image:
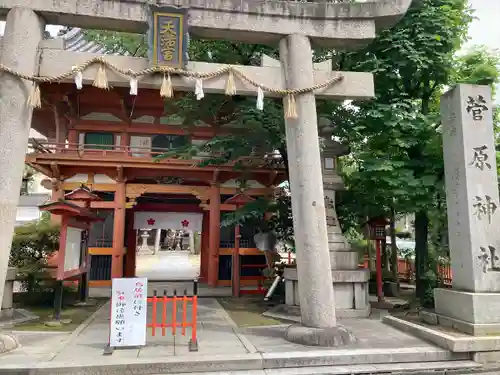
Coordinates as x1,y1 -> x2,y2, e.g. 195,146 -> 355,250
279,35 -> 356,345
0,8 -> 45,326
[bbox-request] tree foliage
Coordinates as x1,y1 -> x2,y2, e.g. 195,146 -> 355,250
452,46 -> 500,91
335,0 -> 500,304
10,215 -> 60,296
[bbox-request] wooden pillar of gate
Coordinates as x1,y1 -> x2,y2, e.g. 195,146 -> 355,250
207,183 -> 220,287
112,181 -> 126,278
124,210 -> 136,277
67,129 -> 77,146
200,211 -> 210,282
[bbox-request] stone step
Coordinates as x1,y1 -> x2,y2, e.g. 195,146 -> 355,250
0,348 -> 473,375
261,347 -> 470,368
158,360 -> 483,374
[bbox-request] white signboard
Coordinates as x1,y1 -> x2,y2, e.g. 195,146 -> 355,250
110,278 -> 148,347
130,136 -> 152,157
133,212 -> 203,231
64,227 -> 83,271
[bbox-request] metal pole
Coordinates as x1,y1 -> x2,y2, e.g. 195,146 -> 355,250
376,239 -> 384,302
264,275 -> 282,301
53,280 -> 64,320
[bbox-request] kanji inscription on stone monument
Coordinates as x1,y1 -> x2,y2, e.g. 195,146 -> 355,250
469,145 -> 491,170
466,95 -> 489,121
478,245 -> 500,273
472,195 -> 497,223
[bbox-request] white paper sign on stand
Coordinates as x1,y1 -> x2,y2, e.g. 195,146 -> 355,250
109,277 -> 148,347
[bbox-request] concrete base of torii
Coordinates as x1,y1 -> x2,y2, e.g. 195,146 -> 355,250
284,324 -> 356,347
0,334 -> 20,354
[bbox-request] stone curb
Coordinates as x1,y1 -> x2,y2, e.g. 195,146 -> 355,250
211,298 -> 259,354
261,346 -> 469,369
0,346 -> 474,374
262,305 -> 301,324
0,308 -> 39,329
0,353 -> 264,375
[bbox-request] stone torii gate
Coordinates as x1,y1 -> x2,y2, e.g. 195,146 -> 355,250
0,0 -> 411,346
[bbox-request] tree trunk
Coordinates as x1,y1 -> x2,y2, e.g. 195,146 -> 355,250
390,207 -> 399,287
362,217 -> 375,270
367,241 -> 375,271
278,146 -> 289,176
414,210 -> 429,300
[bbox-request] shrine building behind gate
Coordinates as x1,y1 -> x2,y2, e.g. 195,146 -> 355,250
25,28 -> 287,290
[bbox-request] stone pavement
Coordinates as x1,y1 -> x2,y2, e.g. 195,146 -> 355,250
0,297 -> 482,374
136,252 -> 200,281
0,298 -> 249,367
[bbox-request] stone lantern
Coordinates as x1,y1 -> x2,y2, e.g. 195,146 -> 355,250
321,137 -> 370,317
320,137 -> 350,256
283,134 -> 370,318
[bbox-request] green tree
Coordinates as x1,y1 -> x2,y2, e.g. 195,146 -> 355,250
336,13 -> 500,305
333,0 -> 473,302
452,46 -> 500,91
451,46 -> 500,176
10,215 -> 60,298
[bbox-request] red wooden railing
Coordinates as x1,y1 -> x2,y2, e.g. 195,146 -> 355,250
27,140 -> 285,168
147,289 -> 198,351
358,257 -> 452,286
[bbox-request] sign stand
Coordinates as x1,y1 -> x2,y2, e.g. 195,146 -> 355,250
39,189 -> 102,321
103,277 -> 148,356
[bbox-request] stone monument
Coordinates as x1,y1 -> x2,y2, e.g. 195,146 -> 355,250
0,0 -> 412,348
433,84 -> 500,336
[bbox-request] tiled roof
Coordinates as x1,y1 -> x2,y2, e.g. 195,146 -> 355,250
61,27 -> 109,54
0,27 -> 111,54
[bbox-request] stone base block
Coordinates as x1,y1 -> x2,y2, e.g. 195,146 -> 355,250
284,267 -> 370,318
383,315 -> 500,353
473,351 -> 500,364
421,310 -> 500,336
435,288 -> 500,334
284,324 -> 356,347
330,249 -> 359,269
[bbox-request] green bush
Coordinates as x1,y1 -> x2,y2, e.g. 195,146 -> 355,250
9,216 -> 61,302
